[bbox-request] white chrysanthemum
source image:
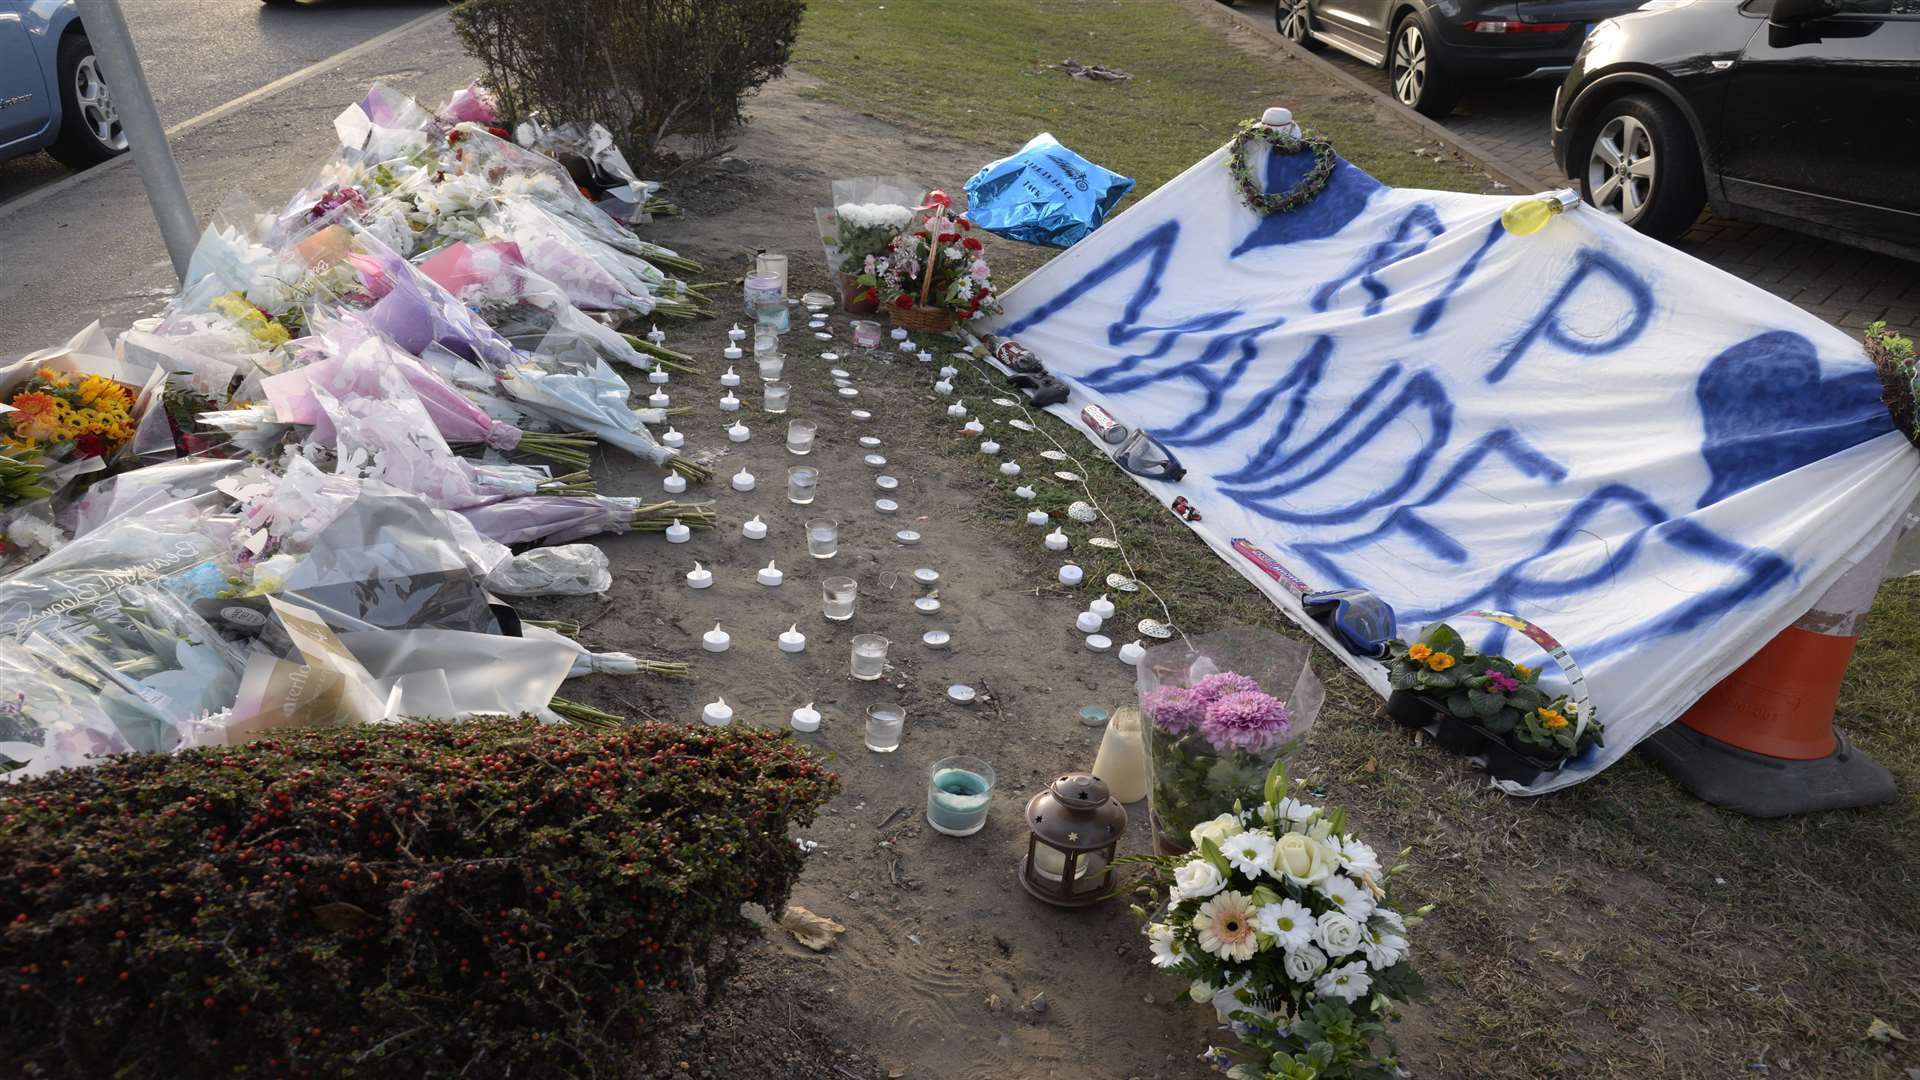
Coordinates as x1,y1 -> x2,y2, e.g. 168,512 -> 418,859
1316,960 -> 1372,1003
1171,859 -> 1225,902
1315,910 -> 1364,956
1192,891 -> 1260,962
1362,919 -> 1409,969
1317,872 -> 1376,923
1146,922 -> 1186,969
1282,944 -> 1327,983
1253,897 -> 1316,950
1221,830 -> 1277,879
1337,837 -> 1384,879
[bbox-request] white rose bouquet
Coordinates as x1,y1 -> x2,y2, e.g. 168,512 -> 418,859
1132,759 -> 1427,1080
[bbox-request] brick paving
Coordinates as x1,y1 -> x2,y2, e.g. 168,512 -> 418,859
1224,0 -> 1920,336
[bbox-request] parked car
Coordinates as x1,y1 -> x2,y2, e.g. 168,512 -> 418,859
1552,0 -> 1920,259
0,0 -> 125,168
1220,0 -> 1647,117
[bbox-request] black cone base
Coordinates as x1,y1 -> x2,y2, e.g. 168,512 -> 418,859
1640,722 -> 1897,817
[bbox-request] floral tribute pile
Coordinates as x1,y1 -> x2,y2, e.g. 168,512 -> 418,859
1135,759 -> 1427,1080
856,191 -> 1002,322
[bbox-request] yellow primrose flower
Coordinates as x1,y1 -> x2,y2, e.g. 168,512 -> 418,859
1406,643 -> 1432,662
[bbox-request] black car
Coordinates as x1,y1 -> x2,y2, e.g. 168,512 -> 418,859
1552,0 -> 1920,259
1243,0 -> 1647,116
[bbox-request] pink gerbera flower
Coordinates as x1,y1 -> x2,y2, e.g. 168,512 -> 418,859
1202,690 -> 1292,752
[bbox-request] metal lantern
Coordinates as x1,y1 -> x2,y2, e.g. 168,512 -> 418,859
1020,772 -> 1128,907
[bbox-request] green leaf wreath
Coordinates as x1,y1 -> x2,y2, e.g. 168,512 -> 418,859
1227,119 -> 1336,216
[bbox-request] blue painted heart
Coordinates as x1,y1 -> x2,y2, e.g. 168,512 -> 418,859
1232,152 -> 1383,257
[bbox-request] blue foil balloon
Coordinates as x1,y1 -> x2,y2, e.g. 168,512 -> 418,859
963,133 -> 1134,248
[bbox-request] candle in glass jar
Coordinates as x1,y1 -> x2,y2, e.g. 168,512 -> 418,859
1031,844 -> 1088,882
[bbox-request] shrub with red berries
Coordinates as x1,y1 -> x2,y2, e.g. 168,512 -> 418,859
0,719 -> 838,1078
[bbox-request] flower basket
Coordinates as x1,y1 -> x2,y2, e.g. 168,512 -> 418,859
1139,628 -> 1325,855
887,303 -> 956,333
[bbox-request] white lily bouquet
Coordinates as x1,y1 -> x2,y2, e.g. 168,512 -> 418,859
1133,759 -> 1427,1080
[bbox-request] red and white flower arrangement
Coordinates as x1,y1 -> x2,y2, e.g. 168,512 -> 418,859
857,191 -> 1001,322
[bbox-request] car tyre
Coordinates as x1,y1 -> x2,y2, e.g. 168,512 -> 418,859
44,33 -> 128,169
1276,0 -> 1325,50
1388,11 -> 1459,119
1574,92 -> 1705,241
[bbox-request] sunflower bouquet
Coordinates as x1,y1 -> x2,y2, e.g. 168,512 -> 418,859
1133,759 -> 1426,1080
0,369 -> 139,504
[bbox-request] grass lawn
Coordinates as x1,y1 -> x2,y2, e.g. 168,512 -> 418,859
792,2 -> 1920,1077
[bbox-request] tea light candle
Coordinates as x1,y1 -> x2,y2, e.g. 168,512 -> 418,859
649,390 -> 670,408
1044,527 -> 1069,551
898,340 -> 917,353
891,327 -> 909,341
790,702 -> 821,732
859,435 -> 881,448
757,560 -> 784,587
895,529 -> 921,545
1026,510 -> 1049,526
1001,462 -> 1023,478
719,392 -> 741,411
665,519 -> 690,544
838,387 -> 860,398
742,514 -> 767,540
832,368 -> 853,379
963,420 -> 984,435
922,630 -> 950,649
702,624 -> 731,653
727,421 -> 750,443
809,318 -> 827,329
1118,640 -> 1147,665
663,473 -> 687,494
939,365 -> 958,379
947,402 -> 967,418
851,409 -> 873,421
913,567 -> 940,586
1058,563 -> 1084,586
980,440 -> 1000,455
779,624 -> 806,653
934,379 -> 953,396
1085,634 -> 1113,653
917,350 -> 934,363
915,597 -> 942,614
661,426 -> 684,448
723,344 -> 743,361
702,697 -> 733,726
874,498 -> 898,514
1014,485 -> 1036,500
875,475 -> 899,490
728,323 -> 745,342
731,467 -> 756,491
721,366 -> 741,387
1075,610 -> 1104,633
648,368 -> 670,385
833,378 -> 853,389
686,562 -> 713,589
1089,593 -> 1115,619
821,352 -> 840,362
863,453 -> 887,468
946,684 -> 976,704
814,331 -> 833,341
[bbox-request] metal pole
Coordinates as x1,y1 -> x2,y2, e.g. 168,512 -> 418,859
72,0 -> 197,280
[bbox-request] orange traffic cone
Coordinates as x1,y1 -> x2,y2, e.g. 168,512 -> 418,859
1642,531 -> 1900,816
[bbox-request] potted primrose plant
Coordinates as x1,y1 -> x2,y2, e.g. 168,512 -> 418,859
1481,693 -> 1605,785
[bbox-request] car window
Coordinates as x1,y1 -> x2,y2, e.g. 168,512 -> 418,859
1833,0 -> 1920,14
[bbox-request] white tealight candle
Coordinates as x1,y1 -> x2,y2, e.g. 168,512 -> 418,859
1044,527 -> 1069,551
863,453 -> 887,468
719,392 -> 741,412
661,426 -> 684,448
1076,610 -> 1104,633
934,379 -> 954,396
1026,510 -> 1049,526
757,560 -> 784,587
814,331 -> 833,341
663,473 -> 687,494
891,327 -> 909,341
895,529 -> 921,545
665,518 -> 690,544
721,366 -> 741,387
728,323 -> 746,342
1090,593 -> 1116,619
1014,485 -> 1036,500
1058,563 -> 1084,586
742,514 -> 768,540
838,387 -> 860,398
647,324 -> 666,345
790,702 -> 821,732
831,368 -> 853,379
980,440 -> 1000,455
962,419 -> 985,435
922,630 -> 950,649
939,365 -> 958,379
723,344 -> 743,361
702,697 -> 733,726
917,350 -> 933,363
779,624 -> 806,653
874,498 -> 898,514
898,340 -> 917,353
649,390 -> 670,408
648,368 -> 670,385
1000,461 -> 1022,477
1118,640 -> 1148,665
1085,634 -> 1113,653
731,467 -> 756,491
914,597 -> 942,614
686,561 -> 713,589
947,403 -> 968,418
821,352 -> 840,362
913,567 -> 940,586
851,409 -> 873,420
875,475 -> 899,490
859,435 -> 882,448
727,421 -> 750,443
702,624 -> 731,653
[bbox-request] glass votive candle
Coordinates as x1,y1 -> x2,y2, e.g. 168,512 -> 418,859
786,419 -> 817,455
851,320 -> 882,348
763,382 -> 791,413
850,633 -> 889,681
822,576 -> 857,621
864,703 -> 905,753
927,756 -> 995,837
758,354 -> 785,382
787,465 -> 819,505
807,517 -> 840,559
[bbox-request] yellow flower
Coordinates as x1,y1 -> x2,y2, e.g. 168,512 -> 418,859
1538,708 -> 1568,730
253,321 -> 291,348
36,370 -> 71,389
1406,643 -> 1432,662
1514,664 -> 1535,681
1426,652 -> 1456,672
74,376 -> 126,408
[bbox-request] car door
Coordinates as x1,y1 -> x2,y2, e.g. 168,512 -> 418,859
1715,0 -> 1920,239
1315,0 -> 1397,62
0,5 -> 55,150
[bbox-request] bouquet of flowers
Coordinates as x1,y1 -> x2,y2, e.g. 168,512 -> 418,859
862,191 -> 1001,331
1140,629 -> 1324,854
831,202 -> 914,275
1134,760 -> 1426,1080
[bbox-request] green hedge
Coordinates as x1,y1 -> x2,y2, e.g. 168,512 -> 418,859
0,720 -> 838,1078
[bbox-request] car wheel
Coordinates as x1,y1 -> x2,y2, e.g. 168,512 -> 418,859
1575,93 -> 1706,241
1388,12 -> 1459,119
1276,0 -> 1325,50
44,33 -> 128,169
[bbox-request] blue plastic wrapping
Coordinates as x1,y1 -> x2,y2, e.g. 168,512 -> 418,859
963,133 -> 1134,248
